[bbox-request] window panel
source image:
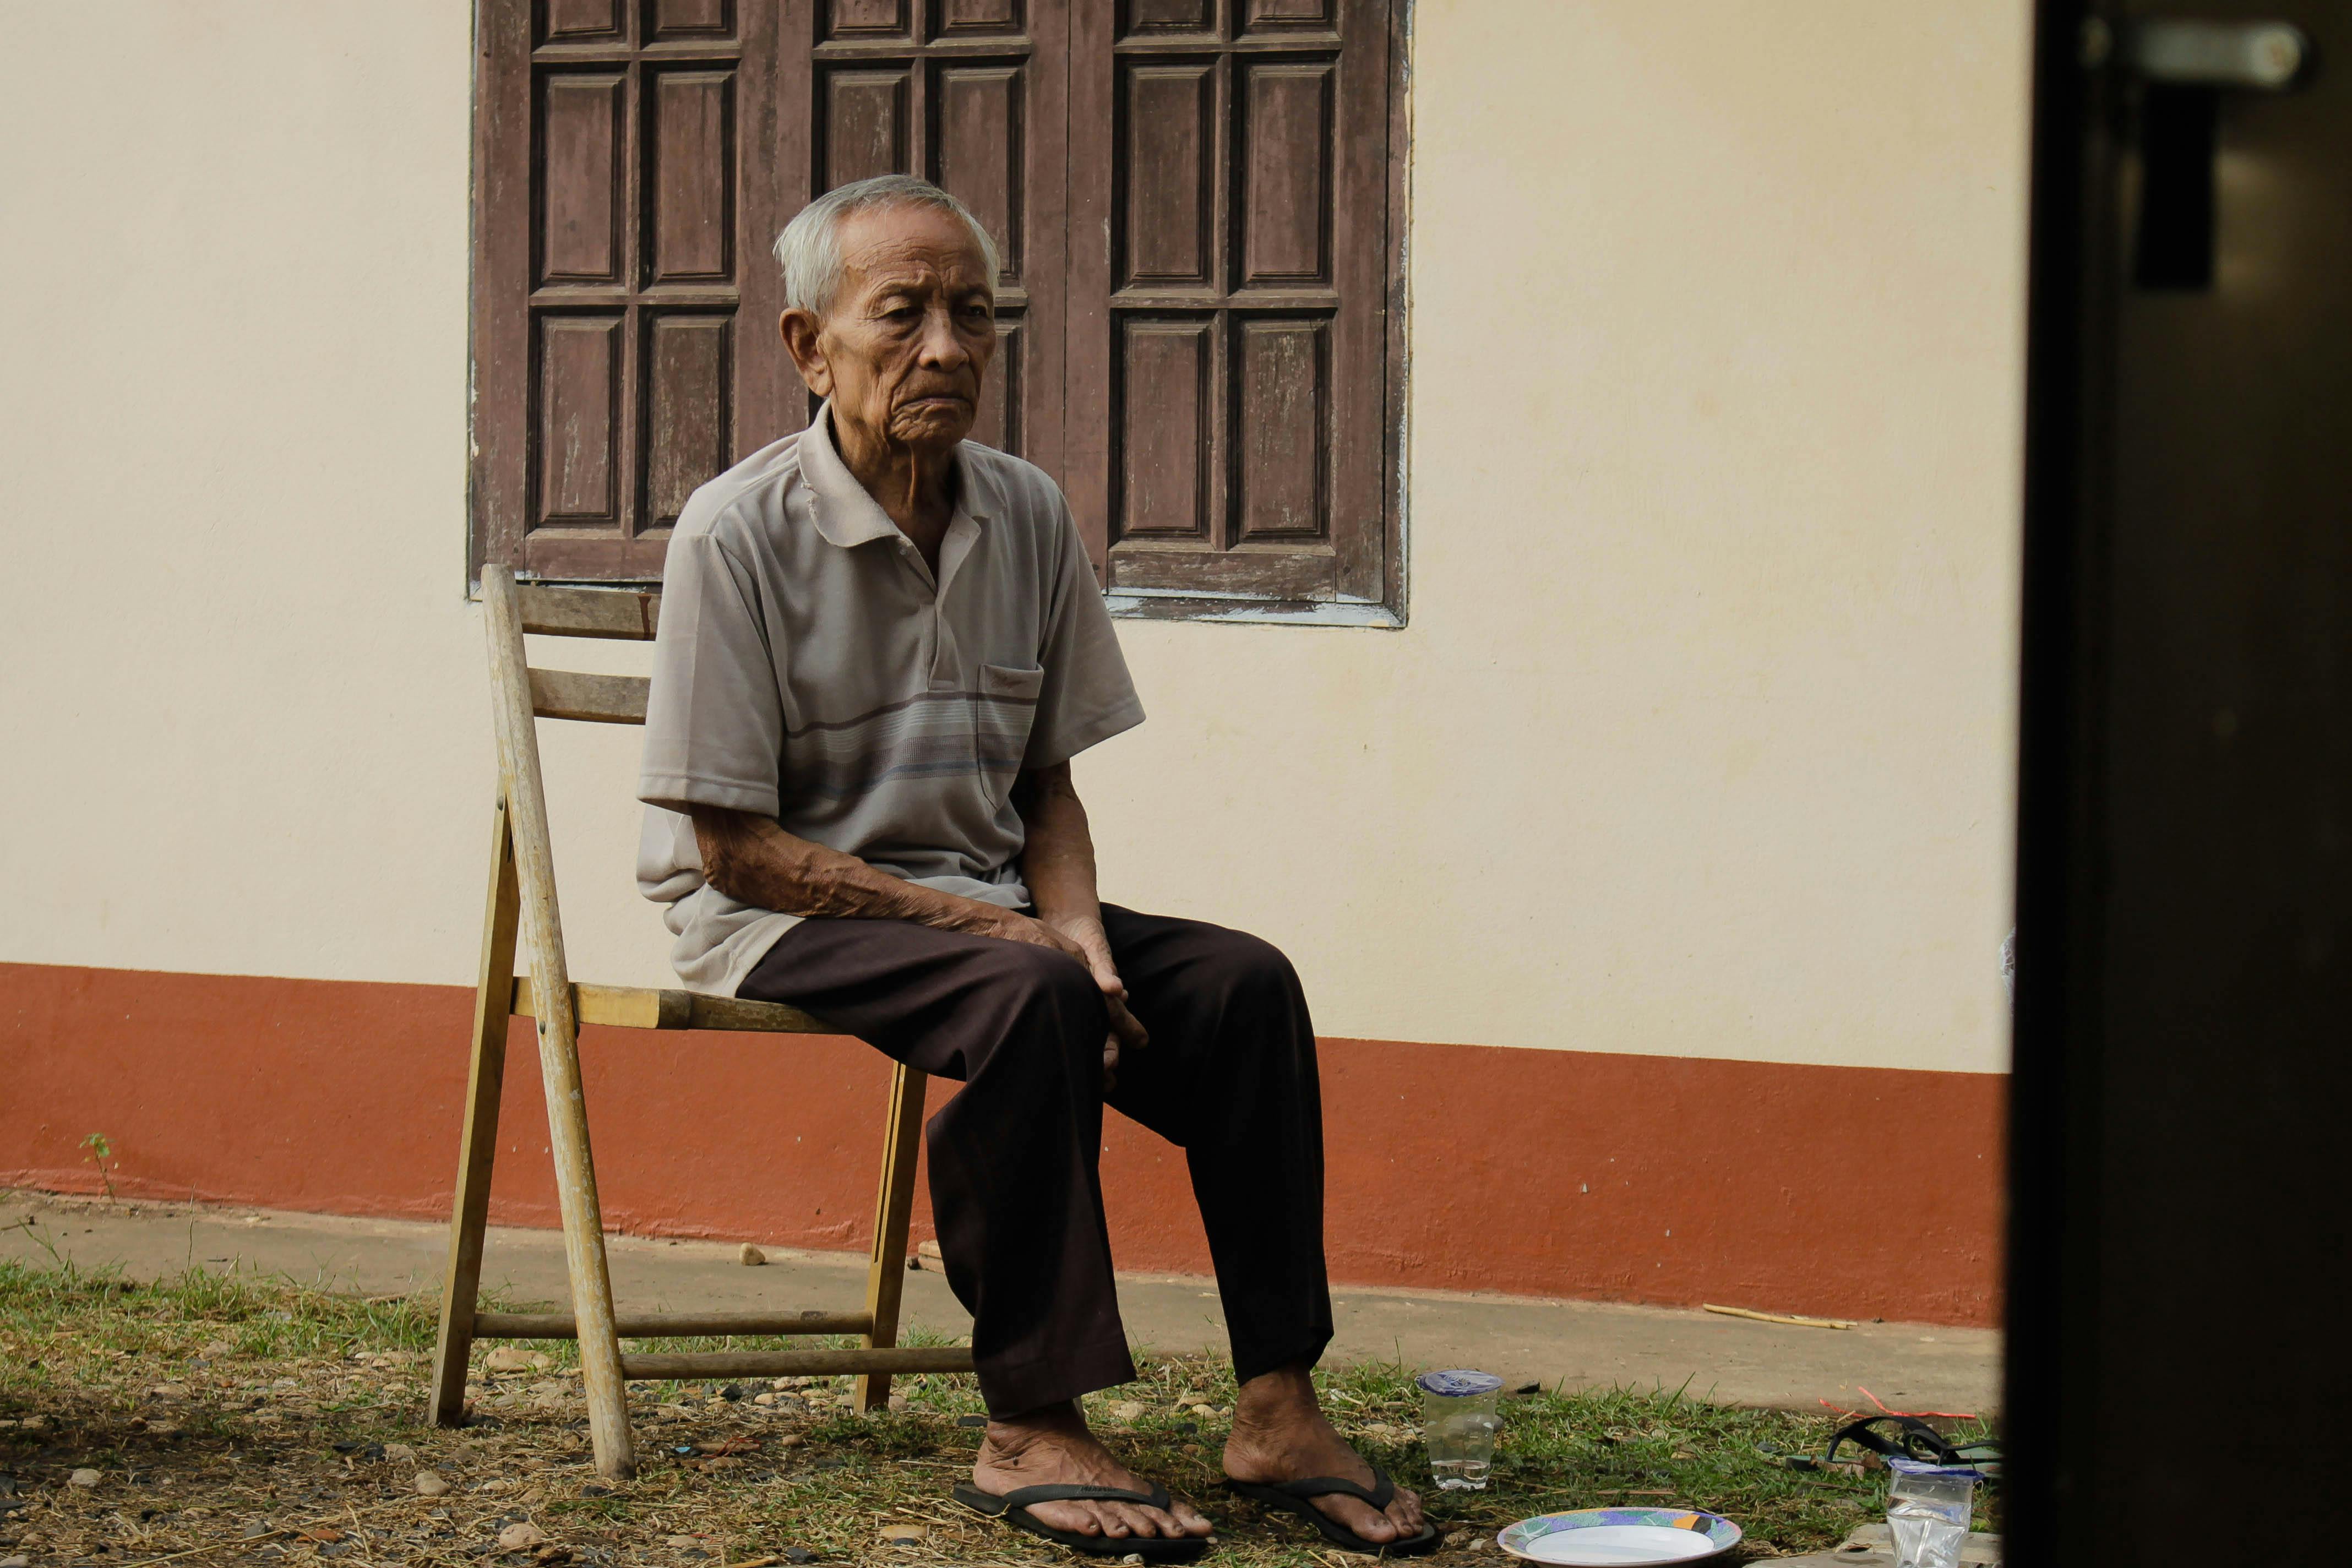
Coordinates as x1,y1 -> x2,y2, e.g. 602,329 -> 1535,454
535,315 -> 625,526
820,68 -> 913,191
932,63 -> 1026,283
646,69 -> 735,285
648,0 -> 734,41
1236,59 -> 1331,288
823,0 -> 911,41
938,0 -> 1024,36
541,0 -> 625,45
537,74 -> 625,286
1116,318 -> 1215,540
1232,315 -> 1326,540
1118,62 -> 1216,288
644,314 -> 731,533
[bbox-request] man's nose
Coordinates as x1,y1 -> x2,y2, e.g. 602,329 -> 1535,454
915,304 -> 969,369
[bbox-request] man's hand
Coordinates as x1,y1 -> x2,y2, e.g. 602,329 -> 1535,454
984,909 -> 1148,1091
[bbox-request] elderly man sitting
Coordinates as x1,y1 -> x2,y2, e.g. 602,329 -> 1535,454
636,175 -> 1433,1560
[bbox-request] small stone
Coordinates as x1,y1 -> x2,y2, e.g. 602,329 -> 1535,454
243,1521 -> 275,1538
151,1382 -> 190,1399
753,1392 -> 778,1406
1121,1556 -> 1146,1566
784,1550 -> 814,1565
1,1554 -> 29,1567
415,1471 -> 450,1496
1444,1531 -> 1472,1548
720,1384 -> 744,1402
1109,1401 -> 1147,1422
877,1522 -> 925,1544
656,1403 -> 693,1422
1469,1538 -> 1493,1553
486,1347 -> 550,1374
664,1536 -> 700,1549
775,1434 -> 804,1449
497,1522 -> 546,1551
738,1243 -> 766,1266
888,1394 -> 908,1411
383,1443 -> 417,1463
68,1468 -> 102,1488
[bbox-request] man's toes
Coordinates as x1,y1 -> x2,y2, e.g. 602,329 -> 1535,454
1327,1499 -> 1397,1542
1171,1501 -> 1214,1536
1137,1506 -> 1186,1538
1031,1504 -> 1102,1538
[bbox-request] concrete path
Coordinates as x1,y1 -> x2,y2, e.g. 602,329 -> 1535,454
0,1190 -> 1999,1414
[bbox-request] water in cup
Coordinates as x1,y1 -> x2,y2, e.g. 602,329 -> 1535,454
1416,1369 -> 1504,1490
1885,1459 -> 1980,1568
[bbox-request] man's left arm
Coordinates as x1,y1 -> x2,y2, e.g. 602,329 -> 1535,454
1015,762 -> 1150,1072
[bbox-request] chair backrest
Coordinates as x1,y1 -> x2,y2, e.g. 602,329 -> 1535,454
498,578 -> 664,727
476,566 -> 669,1054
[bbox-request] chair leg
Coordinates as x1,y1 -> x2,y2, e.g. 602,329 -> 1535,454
855,1064 -> 929,1413
533,1010 -> 636,1478
428,799 -> 522,1428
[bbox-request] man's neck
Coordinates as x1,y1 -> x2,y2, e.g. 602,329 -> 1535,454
832,411 -> 958,571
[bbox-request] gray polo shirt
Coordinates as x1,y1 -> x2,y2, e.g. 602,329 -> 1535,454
635,405 -> 1145,995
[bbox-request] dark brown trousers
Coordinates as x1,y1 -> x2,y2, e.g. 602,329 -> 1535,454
738,903 -> 1333,1415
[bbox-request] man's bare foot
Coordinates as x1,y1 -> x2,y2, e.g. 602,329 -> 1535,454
1224,1366 -> 1428,1547
972,1402 -> 1213,1543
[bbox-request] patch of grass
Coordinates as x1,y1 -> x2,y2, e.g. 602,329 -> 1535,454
0,1256 -> 1994,1564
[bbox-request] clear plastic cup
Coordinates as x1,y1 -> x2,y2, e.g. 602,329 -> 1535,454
1885,1458 -> 1980,1568
1416,1369 -> 1504,1490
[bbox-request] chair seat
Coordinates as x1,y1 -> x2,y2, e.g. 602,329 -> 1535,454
510,976 -> 829,1034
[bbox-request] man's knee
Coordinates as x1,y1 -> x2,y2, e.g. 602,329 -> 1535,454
974,941 -> 1104,1055
1202,927 -> 1302,1003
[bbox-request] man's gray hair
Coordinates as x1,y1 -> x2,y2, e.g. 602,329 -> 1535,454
772,175 -> 1003,317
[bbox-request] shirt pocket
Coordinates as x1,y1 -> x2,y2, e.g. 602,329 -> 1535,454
974,663 -> 1045,802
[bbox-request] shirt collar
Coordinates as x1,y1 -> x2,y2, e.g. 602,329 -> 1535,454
800,400 -> 999,549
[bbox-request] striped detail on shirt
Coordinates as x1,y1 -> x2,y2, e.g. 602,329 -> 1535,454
785,688 -> 1040,800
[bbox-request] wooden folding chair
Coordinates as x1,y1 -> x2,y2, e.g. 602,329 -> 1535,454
427,565 -> 972,1479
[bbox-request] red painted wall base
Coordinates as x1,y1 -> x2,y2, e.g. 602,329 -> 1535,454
2,962 -> 2004,1325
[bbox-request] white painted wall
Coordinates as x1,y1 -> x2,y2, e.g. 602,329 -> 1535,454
0,1 -> 2028,1073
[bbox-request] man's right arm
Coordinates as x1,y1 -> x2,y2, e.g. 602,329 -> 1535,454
689,806 -> 1093,962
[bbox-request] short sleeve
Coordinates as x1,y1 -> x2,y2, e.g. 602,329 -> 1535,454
638,529 -> 785,816
1024,492 -> 1145,770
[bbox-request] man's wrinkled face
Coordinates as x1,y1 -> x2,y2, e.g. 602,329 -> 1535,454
792,204 -> 996,455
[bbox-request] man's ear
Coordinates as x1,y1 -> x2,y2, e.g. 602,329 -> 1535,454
780,309 -> 834,398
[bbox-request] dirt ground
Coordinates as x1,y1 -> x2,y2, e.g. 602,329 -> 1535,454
0,1244 -> 1996,1566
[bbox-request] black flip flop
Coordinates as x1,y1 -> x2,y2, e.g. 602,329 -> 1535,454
1824,1416 -> 1969,1468
1224,1468 -> 1442,1558
952,1479 -> 1212,1561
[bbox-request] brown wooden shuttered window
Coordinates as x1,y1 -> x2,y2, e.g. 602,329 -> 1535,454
471,1 -> 1404,623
